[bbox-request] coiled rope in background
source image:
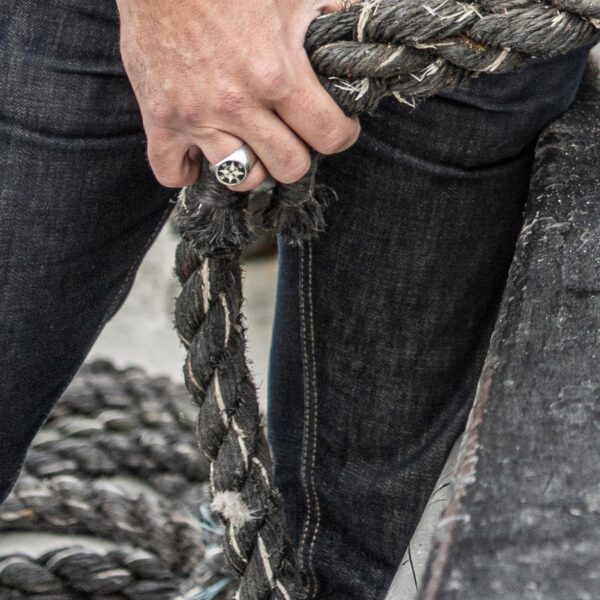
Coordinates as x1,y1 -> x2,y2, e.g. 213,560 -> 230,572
1,1 -> 598,598
0,362 -> 231,599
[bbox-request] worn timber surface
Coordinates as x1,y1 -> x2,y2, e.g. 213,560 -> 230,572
419,62 -> 600,600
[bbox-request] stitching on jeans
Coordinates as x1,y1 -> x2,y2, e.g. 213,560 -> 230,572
306,241 -> 321,598
298,241 -> 314,589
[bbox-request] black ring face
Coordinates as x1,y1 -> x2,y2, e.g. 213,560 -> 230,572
215,160 -> 248,186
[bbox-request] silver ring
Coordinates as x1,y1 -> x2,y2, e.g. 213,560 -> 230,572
209,144 -> 256,186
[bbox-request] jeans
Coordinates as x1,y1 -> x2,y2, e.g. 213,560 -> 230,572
0,0 -> 590,598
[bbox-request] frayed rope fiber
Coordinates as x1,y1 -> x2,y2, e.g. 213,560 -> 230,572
174,2 -> 599,598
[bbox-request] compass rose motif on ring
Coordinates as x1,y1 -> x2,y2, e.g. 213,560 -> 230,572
209,144 -> 256,187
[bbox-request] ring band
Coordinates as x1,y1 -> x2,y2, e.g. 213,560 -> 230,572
209,144 -> 255,186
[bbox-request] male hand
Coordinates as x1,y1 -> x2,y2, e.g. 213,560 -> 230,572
116,0 -> 361,190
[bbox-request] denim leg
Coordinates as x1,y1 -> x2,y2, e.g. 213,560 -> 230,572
268,48 -> 591,600
0,1 -> 174,502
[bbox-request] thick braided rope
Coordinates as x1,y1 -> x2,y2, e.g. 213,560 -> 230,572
26,426 -> 207,499
308,0 -> 600,113
1,473 -> 205,576
25,370 -> 208,498
176,176 -> 300,600
267,0 -> 600,243
46,361 -> 197,430
174,1 -> 599,598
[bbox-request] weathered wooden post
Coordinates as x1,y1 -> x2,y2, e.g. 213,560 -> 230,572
415,57 -> 600,599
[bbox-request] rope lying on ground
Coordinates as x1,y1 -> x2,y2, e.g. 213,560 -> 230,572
0,362 -> 233,599
0,2 -> 597,599
27,364 -> 208,499
3,473 -> 205,576
0,547 -> 183,599
174,1 -> 600,599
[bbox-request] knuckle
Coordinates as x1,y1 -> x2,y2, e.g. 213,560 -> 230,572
316,127 -> 348,154
194,126 -> 220,146
278,155 -> 311,184
147,143 -> 168,166
234,177 -> 264,192
154,171 -> 185,188
180,102 -> 206,124
147,154 -> 180,188
215,83 -> 249,117
253,61 -> 293,101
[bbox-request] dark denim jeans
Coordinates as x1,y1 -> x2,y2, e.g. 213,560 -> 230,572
0,1 -> 591,598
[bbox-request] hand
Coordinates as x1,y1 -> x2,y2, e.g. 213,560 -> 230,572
116,0 -> 361,190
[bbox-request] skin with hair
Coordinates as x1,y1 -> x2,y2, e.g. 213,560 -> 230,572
115,0 -> 361,191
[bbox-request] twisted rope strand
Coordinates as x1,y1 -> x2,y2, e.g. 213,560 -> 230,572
46,362 -> 197,431
0,473 -> 205,576
27,413 -> 208,495
0,547 -> 181,599
306,0 -> 600,114
0,363 -> 231,599
176,173 -> 300,600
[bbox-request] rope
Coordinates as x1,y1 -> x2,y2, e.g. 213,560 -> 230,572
1,473 -> 205,576
26,361 -> 208,498
174,1 -> 599,598
0,547 -> 182,599
0,362 -> 233,599
176,180 -> 301,600
308,0 -> 600,112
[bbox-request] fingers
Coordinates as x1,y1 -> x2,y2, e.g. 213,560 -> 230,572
318,0 -> 344,14
224,110 -> 313,185
146,69 -> 357,190
146,127 -> 201,188
147,126 -> 269,191
275,58 -> 361,156
196,129 -> 269,192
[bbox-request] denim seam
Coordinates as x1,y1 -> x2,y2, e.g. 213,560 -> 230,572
298,242 -> 314,585
306,241 -> 322,599
297,240 -> 321,598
